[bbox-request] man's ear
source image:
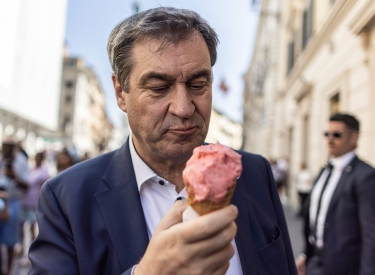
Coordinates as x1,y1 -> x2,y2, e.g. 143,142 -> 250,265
350,131 -> 359,145
112,74 -> 127,113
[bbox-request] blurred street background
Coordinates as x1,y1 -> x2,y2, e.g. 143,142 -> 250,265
1,0 -> 375,274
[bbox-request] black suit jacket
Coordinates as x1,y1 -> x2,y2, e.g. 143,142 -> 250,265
29,139 -> 297,274
303,156 -> 375,275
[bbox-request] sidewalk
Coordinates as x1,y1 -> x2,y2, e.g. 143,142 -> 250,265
282,202 -> 304,258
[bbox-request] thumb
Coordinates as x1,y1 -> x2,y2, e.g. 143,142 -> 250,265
154,200 -> 188,235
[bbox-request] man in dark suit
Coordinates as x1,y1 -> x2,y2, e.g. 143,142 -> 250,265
29,7 -> 297,275
296,113 -> 375,275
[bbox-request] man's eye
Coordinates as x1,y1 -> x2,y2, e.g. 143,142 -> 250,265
190,82 -> 206,90
151,86 -> 170,93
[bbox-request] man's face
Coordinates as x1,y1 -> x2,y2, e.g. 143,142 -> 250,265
326,121 -> 358,158
115,32 -> 212,163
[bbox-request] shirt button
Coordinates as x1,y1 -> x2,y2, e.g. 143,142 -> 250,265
158,180 -> 165,186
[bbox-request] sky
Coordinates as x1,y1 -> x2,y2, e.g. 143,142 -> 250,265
65,0 -> 260,127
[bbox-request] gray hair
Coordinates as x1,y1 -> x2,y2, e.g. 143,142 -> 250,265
107,7 -> 219,92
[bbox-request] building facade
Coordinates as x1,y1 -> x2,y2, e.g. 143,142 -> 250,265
60,56 -> 113,156
244,0 -> 375,205
0,0 -> 67,156
206,108 -> 243,150
107,113 -> 130,152
243,0 -> 284,158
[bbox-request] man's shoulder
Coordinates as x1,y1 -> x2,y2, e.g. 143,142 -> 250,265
350,158 -> 375,189
235,150 -> 272,179
353,156 -> 375,174
236,150 -> 269,166
45,150 -> 118,193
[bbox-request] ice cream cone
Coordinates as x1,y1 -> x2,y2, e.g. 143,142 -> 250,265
186,184 -> 236,215
182,143 -> 242,217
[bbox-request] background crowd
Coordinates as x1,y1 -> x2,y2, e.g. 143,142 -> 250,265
0,137 -> 83,275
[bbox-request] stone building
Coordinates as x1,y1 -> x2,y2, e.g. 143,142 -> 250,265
60,56 -> 113,156
243,0 -> 283,158
206,108 -> 243,150
0,0 -> 67,156
243,0 -> 375,205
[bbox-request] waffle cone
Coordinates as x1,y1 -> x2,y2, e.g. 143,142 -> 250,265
186,184 -> 236,215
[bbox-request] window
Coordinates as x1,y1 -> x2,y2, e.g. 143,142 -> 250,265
64,59 -> 77,67
62,115 -> 70,131
65,95 -> 72,103
287,40 -> 295,74
65,81 -> 74,89
330,93 -> 340,114
302,0 -> 314,50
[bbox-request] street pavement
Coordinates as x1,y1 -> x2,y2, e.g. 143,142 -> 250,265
283,202 -> 304,259
9,202 -> 304,275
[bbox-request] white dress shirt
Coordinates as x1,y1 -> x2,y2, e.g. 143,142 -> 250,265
309,151 -> 355,248
129,135 -> 243,275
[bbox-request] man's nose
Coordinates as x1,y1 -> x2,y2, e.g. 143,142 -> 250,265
168,85 -> 195,118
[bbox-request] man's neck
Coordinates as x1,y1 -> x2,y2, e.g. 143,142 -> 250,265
130,135 -> 189,192
145,157 -> 187,193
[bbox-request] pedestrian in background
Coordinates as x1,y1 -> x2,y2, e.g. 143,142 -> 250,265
271,159 -> 285,190
295,162 -> 312,217
0,137 -> 30,275
55,148 -> 73,173
296,113 -> 375,275
271,158 -> 288,203
19,151 -> 49,259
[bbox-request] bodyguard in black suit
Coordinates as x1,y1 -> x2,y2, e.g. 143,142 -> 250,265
296,113 -> 375,275
29,7 -> 297,275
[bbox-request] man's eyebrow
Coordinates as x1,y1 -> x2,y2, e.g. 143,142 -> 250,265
139,69 -> 212,86
139,73 -> 174,86
187,69 -> 212,81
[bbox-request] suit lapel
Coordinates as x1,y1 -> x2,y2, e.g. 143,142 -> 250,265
95,139 -> 149,270
326,156 -> 358,218
232,175 -> 258,275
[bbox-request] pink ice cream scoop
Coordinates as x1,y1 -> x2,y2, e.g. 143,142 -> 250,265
182,143 -> 242,215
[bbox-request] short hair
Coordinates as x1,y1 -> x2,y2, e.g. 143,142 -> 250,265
107,7 -> 219,92
329,113 -> 360,132
36,151 -> 45,160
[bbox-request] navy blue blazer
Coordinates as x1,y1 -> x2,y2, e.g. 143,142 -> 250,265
303,156 -> 375,275
29,139 -> 297,275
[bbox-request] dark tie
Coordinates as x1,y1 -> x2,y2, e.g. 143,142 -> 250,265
313,163 -> 334,241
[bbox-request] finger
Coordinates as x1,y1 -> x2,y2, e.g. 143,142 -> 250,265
191,222 -> 237,258
154,200 -> 188,235
212,261 -> 230,275
202,243 -> 234,274
182,205 -> 238,243
296,257 -> 306,275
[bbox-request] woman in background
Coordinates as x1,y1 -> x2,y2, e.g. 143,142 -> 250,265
20,151 -> 50,260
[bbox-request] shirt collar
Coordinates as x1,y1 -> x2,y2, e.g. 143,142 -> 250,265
330,150 -> 356,170
129,134 -> 158,191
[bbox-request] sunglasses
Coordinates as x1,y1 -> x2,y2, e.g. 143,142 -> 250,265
324,131 -> 343,139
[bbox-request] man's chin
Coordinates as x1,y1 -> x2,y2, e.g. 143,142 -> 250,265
163,141 -> 202,158
329,151 -> 342,158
